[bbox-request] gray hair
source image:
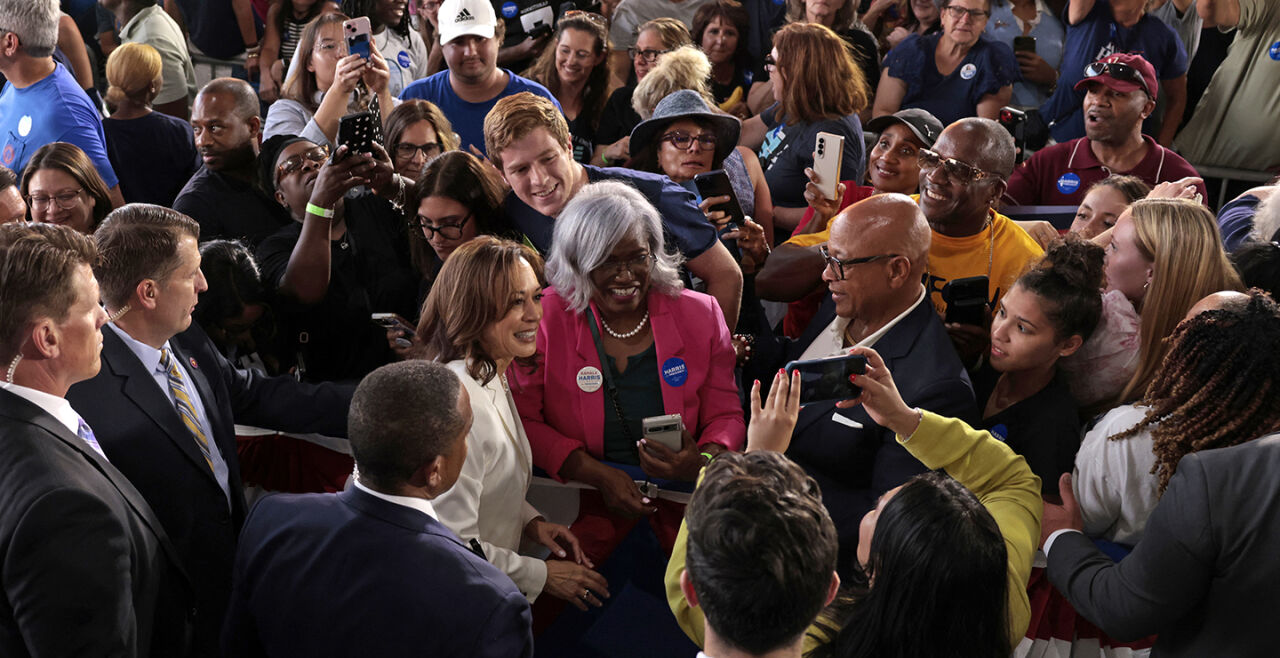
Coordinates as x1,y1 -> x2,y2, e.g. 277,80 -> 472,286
1253,192 -> 1280,242
547,181 -> 685,313
0,0 -> 60,58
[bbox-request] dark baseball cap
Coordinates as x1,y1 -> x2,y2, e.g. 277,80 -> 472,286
1073,53 -> 1158,101
865,108 -> 944,148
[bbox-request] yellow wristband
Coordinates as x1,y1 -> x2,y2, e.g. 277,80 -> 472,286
306,203 -> 334,218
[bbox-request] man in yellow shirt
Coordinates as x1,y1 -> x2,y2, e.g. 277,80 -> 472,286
756,118 -> 1043,361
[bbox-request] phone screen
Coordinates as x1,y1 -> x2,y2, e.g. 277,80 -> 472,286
786,355 -> 867,406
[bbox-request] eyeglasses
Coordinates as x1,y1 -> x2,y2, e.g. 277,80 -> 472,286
763,54 -> 777,72
1082,61 -> 1152,98
660,131 -> 718,151
820,245 -> 899,280
563,10 -> 607,25
628,47 -> 671,62
26,188 -> 84,210
917,148 -> 1001,184
275,145 -> 330,185
594,252 -> 655,278
410,212 -> 472,240
394,141 -> 443,161
942,5 -> 991,19
313,39 -> 347,58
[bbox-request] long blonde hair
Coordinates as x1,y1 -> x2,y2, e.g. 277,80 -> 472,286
1117,198 -> 1244,403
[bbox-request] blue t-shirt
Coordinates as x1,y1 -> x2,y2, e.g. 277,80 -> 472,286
504,165 -> 719,260
1039,0 -> 1188,143
399,69 -> 561,156
0,63 -> 117,188
757,104 -> 865,209
883,32 -> 1021,126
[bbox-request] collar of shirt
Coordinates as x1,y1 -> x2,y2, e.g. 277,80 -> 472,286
353,478 -> 439,521
1012,0 -> 1052,31
1068,135 -> 1162,174
0,381 -> 79,436
799,286 -> 928,361
106,322 -> 168,376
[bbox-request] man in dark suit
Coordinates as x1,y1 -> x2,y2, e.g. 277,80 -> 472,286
750,194 -> 976,574
1043,435 -> 1280,657
224,360 -> 534,656
0,222 -> 190,656
65,205 -> 352,655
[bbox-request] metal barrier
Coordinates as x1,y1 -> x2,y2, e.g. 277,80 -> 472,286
190,51 -> 248,90
1190,164 -> 1274,210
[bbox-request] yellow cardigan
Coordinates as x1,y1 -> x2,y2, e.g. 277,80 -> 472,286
664,410 -> 1043,652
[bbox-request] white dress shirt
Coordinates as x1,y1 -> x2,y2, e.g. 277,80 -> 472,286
1,381 -> 106,458
797,286 -> 928,361
352,478 -> 439,520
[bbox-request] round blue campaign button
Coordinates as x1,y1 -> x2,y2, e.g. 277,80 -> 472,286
1056,172 -> 1082,195
1270,41 -> 1280,61
502,2 -> 518,18
661,357 -> 688,387
397,50 -> 411,69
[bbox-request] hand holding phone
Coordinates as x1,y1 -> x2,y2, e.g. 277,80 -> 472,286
942,275 -> 989,326
813,132 -> 844,201
785,353 -> 867,406
344,17 -> 373,60
693,169 -> 746,227
641,414 -> 684,451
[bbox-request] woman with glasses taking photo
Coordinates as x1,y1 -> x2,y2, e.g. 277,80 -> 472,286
874,0 -> 1019,124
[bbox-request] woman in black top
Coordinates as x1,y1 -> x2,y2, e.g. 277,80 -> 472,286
591,17 -> 691,167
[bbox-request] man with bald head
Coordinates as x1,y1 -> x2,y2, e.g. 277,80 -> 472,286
757,118 -> 1042,362
173,78 -> 290,247
748,193 -> 976,575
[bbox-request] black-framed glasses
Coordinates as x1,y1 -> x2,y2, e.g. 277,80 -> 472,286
275,144 -> 330,184
660,131 -> 717,151
25,188 -> 84,210
942,5 -> 991,19
410,212 -> 472,240
918,148 -> 1001,184
1082,61 -> 1152,97
594,252 -> 655,278
394,141 -> 443,161
820,245 -> 899,280
628,47 -> 671,62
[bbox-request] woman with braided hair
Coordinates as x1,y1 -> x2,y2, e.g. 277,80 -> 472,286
1074,289 -> 1280,546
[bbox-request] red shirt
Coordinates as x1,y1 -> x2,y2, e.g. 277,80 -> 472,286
1003,136 -> 1207,206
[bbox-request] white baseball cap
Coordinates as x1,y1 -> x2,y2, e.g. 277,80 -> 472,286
438,0 -> 498,45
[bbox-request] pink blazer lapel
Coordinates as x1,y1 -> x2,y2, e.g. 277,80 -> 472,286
649,294 -> 688,417
576,302 -> 607,458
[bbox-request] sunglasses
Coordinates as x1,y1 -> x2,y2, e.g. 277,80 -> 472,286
1083,61 -> 1152,98
918,148 -> 1001,184
275,145 -> 330,185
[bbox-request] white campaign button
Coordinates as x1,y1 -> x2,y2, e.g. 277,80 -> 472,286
577,366 -> 603,393
18,116 -> 32,137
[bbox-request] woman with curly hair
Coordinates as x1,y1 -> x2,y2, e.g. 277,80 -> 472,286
522,12 -> 614,163
1074,289 -> 1280,546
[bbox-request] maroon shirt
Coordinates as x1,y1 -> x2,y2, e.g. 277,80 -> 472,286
1003,136 -> 1206,206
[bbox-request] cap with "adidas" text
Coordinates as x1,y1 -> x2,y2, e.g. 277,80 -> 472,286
439,0 -> 498,45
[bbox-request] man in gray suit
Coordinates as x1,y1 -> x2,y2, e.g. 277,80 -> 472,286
1044,434 -> 1280,657
0,222 -> 189,656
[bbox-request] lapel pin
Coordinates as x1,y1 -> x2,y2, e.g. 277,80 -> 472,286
189,357 -> 199,370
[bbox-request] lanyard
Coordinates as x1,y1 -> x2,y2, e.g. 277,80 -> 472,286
585,308 -> 636,444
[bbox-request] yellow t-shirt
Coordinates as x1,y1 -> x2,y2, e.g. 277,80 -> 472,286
783,196 -> 1044,314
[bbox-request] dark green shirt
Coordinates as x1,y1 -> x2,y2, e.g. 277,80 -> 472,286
601,343 -> 665,465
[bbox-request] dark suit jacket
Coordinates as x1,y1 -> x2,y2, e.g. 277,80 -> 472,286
750,295 -> 976,570
223,487 -> 534,657
0,388 -> 192,657
1048,434 -> 1280,658
66,323 -> 352,656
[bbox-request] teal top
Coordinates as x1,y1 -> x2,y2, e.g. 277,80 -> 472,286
601,342 -> 664,464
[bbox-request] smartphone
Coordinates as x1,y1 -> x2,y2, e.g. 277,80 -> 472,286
371,313 -> 416,338
1013,36 -> 1037,53
942,275 -> 990,326
642,414 -> 684,451
693,169 -> 746,226
813,132 -> 844,201
336,110 -> 383,161
344,17 -> 373,59
785,354 -> 867,406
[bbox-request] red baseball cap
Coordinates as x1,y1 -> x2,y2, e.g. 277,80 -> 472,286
1073,53 -> 1158,101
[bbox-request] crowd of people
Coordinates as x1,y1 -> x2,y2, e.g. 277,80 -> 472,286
1,0 -> 1279,655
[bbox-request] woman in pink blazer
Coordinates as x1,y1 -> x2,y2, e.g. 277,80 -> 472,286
510,181 -> 745,570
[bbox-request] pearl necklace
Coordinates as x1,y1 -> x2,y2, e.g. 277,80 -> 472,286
600,311 -> 650,339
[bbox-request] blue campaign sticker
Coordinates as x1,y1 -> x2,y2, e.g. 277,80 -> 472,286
1270,41 -> 1280,61
990,424 -> 1009,442
502,1 -> 519,18
397,50 -> 411,69
1056,172 -> 1082,195
661,357 -> 688,387
772,0 -> 785,6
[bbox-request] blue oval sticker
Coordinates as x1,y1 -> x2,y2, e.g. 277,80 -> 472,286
1056,172 -> 1081,195
1270,40 -> 1280,61
502,1 -> 518,18
661,357 -> 688,387
397,50 -> 411,69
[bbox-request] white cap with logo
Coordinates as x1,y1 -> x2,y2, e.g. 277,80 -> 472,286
438,0 -> 498,45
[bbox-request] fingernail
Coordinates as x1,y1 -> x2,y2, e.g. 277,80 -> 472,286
849,374 -> 857,382
558,550 -> 566,557
642,497 -> 651,504
778,368 -> 786,375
